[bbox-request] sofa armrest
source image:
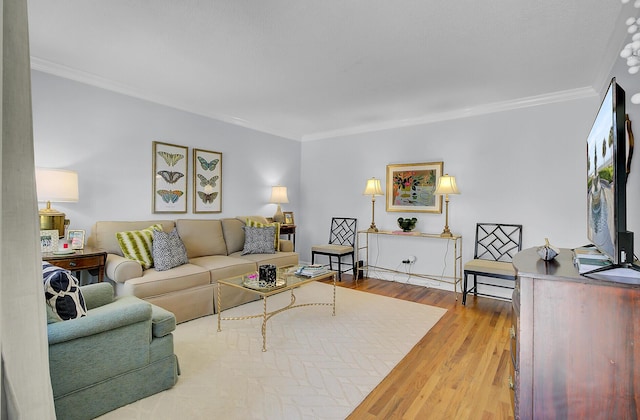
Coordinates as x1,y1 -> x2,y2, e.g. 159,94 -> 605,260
151,304 -> 176,337
105,253 -> 143,283
279,239 -> 294,252
80,283 -> 115,310
48,296 -> 151,345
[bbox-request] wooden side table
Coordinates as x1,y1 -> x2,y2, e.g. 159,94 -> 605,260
42,246 -> 107,282
280,224 -> 296,251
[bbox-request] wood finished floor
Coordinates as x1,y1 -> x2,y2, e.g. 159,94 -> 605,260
319,275 -> 514,420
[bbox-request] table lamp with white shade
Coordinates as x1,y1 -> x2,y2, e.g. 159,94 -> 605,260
434,174 -> 460,237
36,168 -> 79,238
269,185 -> 289,223
363,177 -> 384,232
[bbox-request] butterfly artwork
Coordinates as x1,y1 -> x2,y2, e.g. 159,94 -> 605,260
197,191 -> 218,204
157,189 -> 184,203
157,170 -> 185,184
158,151 -> 185,167
197,174 -> 219,187
197,156 -> 219,171
153,142 -> 188,213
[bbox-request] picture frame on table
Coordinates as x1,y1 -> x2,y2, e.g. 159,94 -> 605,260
386,161 -> 443,213
67,229 -> 85,250
40,230 -> 59,253
152,141 -> 188,213
193,148 -> 222,213
283,211 -> 295,225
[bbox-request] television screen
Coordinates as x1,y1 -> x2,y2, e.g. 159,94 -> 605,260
586,78 -> 628,264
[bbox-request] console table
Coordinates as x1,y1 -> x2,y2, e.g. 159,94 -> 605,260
511,247 -> 640,418
356,230 -> 462,298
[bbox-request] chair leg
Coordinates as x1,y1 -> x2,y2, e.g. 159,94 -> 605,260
473,274 -> 478,297
337,258 -> 342,281
351,254 -> 356,278
462,272 -> 468,305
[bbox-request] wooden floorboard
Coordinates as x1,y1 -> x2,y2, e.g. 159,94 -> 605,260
319,274 -> 514,419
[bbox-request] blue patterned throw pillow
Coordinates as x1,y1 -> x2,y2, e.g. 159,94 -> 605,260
42,261 -> 87,321
152,228 -> 189,271
242,226 -> 276,255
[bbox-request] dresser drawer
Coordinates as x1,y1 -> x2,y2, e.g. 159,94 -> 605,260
49,255 -> 104,271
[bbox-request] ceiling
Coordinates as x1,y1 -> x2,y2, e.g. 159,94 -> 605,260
27,1 -> 631,141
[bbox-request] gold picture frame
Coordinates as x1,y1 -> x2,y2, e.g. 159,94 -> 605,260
193,148 -> 222,213
152,141 -> 188,213
283,211 -> 295,225
40,230 -> 59,253
386,162 -> 443,213
67,229 -> 85,250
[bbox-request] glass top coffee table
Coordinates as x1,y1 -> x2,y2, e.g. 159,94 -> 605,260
217,266 -> 336,351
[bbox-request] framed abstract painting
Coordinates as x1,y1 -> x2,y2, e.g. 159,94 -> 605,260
386,162 -> 443,213
193,148 -> 222,213
152,141 -> 188,213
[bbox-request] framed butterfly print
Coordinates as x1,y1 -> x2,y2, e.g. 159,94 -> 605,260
193,148 -> 222,213
152,141 -> 188,213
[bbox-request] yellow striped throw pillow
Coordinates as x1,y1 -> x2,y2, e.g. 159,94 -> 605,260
116,224 -> 163,269
246,219 -> 280,250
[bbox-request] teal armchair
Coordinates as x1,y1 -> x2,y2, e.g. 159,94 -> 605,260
47,283 -> 179,420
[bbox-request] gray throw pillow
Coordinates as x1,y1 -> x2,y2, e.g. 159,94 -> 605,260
153,228 -> 189,271
242,226 -> 276,255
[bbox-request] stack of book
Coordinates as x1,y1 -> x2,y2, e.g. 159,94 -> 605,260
573,247 -> 612,274
295,264 -> 329,277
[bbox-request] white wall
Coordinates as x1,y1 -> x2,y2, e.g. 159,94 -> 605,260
298,96 -> 613,293
31,70 -> 301,234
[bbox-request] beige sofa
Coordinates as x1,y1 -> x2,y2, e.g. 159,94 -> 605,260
87,217 -> 298,323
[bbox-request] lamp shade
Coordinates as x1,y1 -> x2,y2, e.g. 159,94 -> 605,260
435,174 -> 459,195
36,168 -> 79,202
269,185 -> 289,204
363,177 -> 383,196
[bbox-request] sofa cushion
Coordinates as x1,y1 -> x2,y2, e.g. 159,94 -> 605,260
242,225 -> 276,255
119,263 -> 211,300
153,228 -> 189,271
229,251 -> 299,268
189,255 -> 258,281
246,218 -> 280,250
116,224 -> 163,269
177,219 -> 227,258
42,261 -> 87,321
221,218 -> 246,254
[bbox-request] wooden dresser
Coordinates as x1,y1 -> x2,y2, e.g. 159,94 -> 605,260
511,248 -> 640,419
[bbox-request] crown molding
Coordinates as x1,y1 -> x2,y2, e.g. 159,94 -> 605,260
29,56 -> 301,141
301,87 -> 599,142
31,57 -> 598,143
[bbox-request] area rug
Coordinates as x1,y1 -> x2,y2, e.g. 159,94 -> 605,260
98,282 -> 446,420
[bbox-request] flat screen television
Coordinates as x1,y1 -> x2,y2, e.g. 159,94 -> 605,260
586,77 -> 635,269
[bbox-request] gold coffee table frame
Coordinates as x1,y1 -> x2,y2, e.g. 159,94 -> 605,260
217,267 -> 336,351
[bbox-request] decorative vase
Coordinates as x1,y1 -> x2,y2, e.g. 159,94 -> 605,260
259,264 -> 277,285
537,238 -> 560,261
397,217 -> 417,232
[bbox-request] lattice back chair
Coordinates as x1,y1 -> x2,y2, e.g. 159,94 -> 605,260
462,223 -> 523,305
311,218 -> 357,281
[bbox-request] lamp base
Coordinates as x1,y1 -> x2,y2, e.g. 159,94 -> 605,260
440,228 -> 453,238
273,204 -> 284,223
367,226 -> 379,233
39,208 -> 67,238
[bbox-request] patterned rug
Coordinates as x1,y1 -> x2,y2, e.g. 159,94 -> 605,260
98,282 -> 446,419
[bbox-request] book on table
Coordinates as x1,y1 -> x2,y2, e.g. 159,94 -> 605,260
295,265 -> 329,277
